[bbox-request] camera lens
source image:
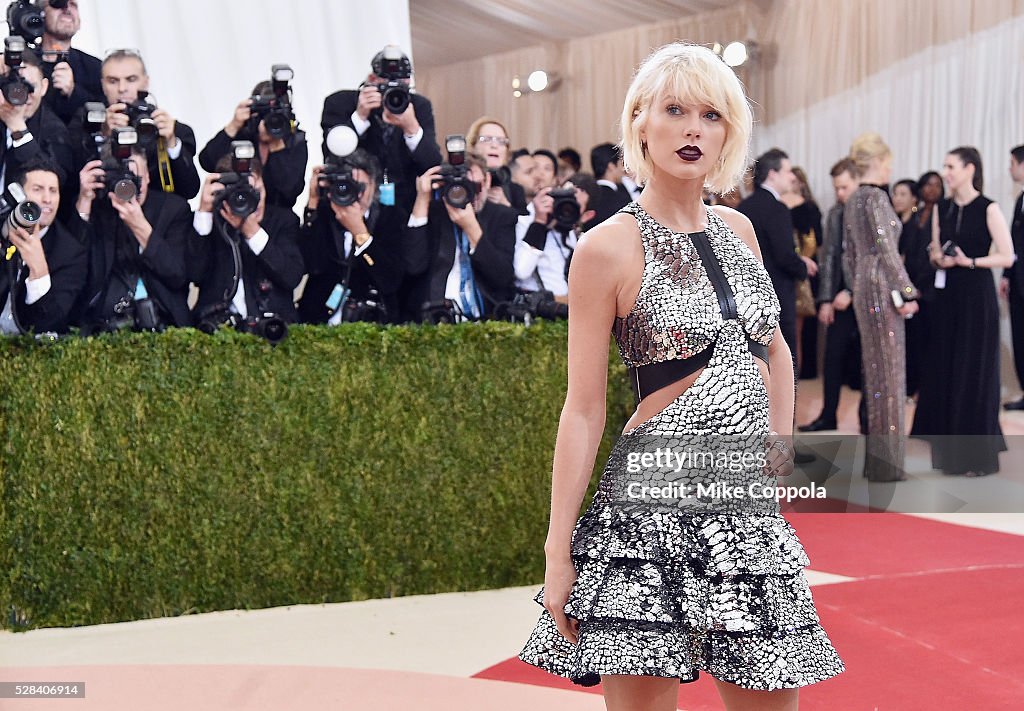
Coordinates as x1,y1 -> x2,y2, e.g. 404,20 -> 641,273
113,178 -> 138,201
264,111 -> 290,139
255,316 -> 288,345
3,84 -> 29,106
382,86 -> 410,115
14,200 -> 41,228
444,184 -> 470,209
227,185 -> 259,218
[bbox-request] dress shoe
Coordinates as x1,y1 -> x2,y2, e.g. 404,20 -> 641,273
1003,398 -> 1024,411
793,448 -> 815,464
797,417 -> 837,432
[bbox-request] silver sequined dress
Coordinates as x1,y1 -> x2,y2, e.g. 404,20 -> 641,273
519,202 -> 845,690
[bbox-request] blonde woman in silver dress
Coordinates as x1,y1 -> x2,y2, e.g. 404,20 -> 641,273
841,133 -> 920,481
520,43 -> 844,711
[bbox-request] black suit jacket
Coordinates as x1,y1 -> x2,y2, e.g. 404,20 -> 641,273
737,187 -> 807,306
198,128 -> 308,210
1,104 -> 75,187
1,220 -> 88,334
191,205 -> 304,323
297,201 -> 407,324
320,90 -> 441,212
73,190 -> 193,328
403,199 -> 517,319
1007,193 -> 1024,294
584,182 -> 631,230
69,107 -> 201,201
44,47 -> 104,125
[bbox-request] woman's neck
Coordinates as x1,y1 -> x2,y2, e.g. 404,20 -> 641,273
637,174 -> 709,232
952,185 -> 979,205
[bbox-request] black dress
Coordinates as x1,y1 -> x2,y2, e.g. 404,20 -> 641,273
791,201 -> 823,379
898,208 -> 937,397
910,196 -> 1006,474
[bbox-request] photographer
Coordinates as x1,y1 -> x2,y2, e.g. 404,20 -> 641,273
297,149 -> 405,325
38,0 -> 103,125
69,49 -> 200,200
191,151 -> 303,330
514,174 -> 597,302
404,150 -> 516,322
0,158 -> 87,335
199,75 -> 307,210
73,145 -> 192,331
321,45 -> 441,214
583,142 -> 631,231
0,46 -> 75,192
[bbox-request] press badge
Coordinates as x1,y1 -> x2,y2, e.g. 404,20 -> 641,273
379,171 -> 395,206
934,269 -> 946,290
326,283 -> 349,311
135,278 -> 149,300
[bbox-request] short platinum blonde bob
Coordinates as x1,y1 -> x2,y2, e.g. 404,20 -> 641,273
621,42 -> 752,194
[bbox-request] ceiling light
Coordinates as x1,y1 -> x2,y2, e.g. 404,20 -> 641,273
527,70 -> 548,92
723,41 -> 748,67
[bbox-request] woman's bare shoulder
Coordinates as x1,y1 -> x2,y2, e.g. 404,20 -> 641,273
573,213 -> 642,265
711,205 -> 761,261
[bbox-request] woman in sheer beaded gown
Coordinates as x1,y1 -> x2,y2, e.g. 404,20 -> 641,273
518,43 -> 844,710
841,134 -> 920,482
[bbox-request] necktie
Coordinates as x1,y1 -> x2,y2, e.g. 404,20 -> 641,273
455,226 -> 482,319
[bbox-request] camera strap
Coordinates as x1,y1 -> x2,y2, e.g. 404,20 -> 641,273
156,136 -> 175,194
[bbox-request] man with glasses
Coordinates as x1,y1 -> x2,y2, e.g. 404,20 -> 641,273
0,48 -> 74,196
39,0 -> 103,125
320,45 -> 441,214
68,48 -> 201,200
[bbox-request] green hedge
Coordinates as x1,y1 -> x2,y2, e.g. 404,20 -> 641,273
0,322 -> 633,630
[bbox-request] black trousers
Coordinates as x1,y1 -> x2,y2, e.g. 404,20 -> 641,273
819,306 -> 865,428
1009,288 -> 1024,391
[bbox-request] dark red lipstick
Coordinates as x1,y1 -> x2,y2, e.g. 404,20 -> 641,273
677,145 -> 703,162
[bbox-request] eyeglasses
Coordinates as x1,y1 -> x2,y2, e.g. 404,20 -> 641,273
477,135 -> 510,146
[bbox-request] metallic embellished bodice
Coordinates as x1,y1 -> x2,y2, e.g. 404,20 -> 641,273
612,202 -> 780,368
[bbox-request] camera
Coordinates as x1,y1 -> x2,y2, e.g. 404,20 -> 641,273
102,127 -> 142,201
0,182 -> 41,242
0,36 -> 34,106
213,141 -> 261,220
318,162 -> 365,208
338,287 -> 388,324
548,187 -> 581,232
488,165 -> 510,189
39,47 -> 69,78
122,90 -> 159,143
436,135 -> 477,210
494,290 -> 568,325
81,101 -> 107,160
249,64 -> 295,140
196,287 -> 288,345
5,1 -> 43,46
420,299 -> 463,325
368,44 -> 412,115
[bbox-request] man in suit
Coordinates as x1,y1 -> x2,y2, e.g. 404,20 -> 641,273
198,79 -> 308,210
404,152 -> 516,321
320,45 -> 441,215
190,150 -> 304,330
73,146 -> 193,331
1001,144 -> 1024,409
39,0 -> 103,125
799,158 -> 866,432
0,49 -> 75,193
297,148 -> 406,325
68,49 -> 201,200
0,158 -> 87,335
583,142 -> 631,230
737,148 -> 818,354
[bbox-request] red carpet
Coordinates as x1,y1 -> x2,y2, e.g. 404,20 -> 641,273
477,513 -> 1024,710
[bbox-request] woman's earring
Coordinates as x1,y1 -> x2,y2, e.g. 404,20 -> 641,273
641,141 -> 648,158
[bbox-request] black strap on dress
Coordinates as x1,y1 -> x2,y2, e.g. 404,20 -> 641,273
630,230 -> 769,402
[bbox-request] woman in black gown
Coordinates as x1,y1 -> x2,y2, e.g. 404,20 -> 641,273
900,172 -> 942,397
911,148 -> 1014,475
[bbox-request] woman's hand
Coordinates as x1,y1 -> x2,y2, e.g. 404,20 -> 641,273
543,555 -> 579,645
763,431 -> 795,478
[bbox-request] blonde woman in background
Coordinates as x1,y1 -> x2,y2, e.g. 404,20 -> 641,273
841,133 -> 920,481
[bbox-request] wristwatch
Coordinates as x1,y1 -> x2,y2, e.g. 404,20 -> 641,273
10,129 -> 29,141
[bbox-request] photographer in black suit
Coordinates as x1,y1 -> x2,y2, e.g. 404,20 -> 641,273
320,45 -> 441,214
69,49 -> 201,200
0,48 -> 75,192
199,71 -> 307,210
404,150 -> 516,321
191,148 -> 304,330
583,142 -> 630,230
73,145 -> 192,331
0,158 -> 87,335
297,148 -> 405,325
39,0 -> 103,125
738,148 -> 818,354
